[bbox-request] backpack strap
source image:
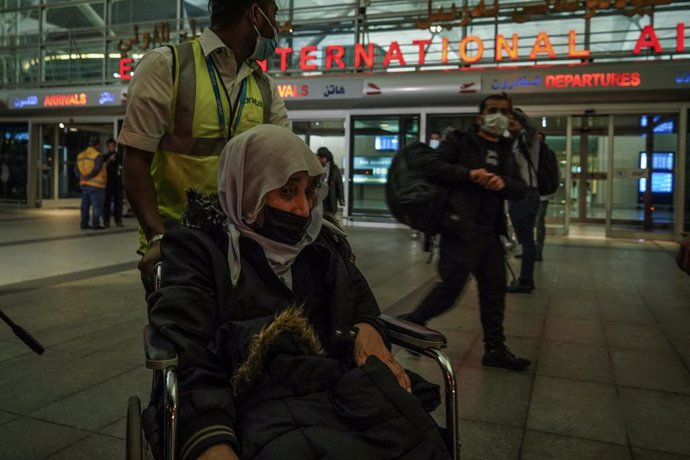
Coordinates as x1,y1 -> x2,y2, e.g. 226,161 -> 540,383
517,136 -> 537,187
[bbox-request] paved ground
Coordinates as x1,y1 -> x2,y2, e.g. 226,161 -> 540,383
1,208 -> 689,459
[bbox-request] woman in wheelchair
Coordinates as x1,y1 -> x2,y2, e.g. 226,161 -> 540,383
146,125 -> 451,460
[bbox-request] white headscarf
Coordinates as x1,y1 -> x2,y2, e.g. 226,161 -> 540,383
217,125 -> 328,286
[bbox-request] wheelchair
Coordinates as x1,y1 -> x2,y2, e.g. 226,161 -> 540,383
127,270 -> 460,460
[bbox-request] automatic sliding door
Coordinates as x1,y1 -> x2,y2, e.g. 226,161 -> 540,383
350,115 -> 419,219
571,115 -> 609,222
608,113 -> 678,238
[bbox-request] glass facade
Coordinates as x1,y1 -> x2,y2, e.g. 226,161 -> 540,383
0,122 -> 28,203
0,0 -> 688,87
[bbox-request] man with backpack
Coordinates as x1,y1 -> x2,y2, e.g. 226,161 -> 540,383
535,131 -> 559,262
398,94 -> 531,371
75,137 -> 107,230
506,108 -> 541,293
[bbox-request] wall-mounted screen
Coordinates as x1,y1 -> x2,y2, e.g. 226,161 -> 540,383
639,173 -> 673,194
639,151 -> 674,170
640,115 -> 676,134
353,156 -> 392,184
638,151 -> 674,195
374,135 -> 398,151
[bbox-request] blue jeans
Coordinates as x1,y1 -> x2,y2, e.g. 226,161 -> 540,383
80,186 -> 105,228
508,188 -> 540,284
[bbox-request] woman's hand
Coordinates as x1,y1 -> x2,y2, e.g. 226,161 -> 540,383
198,443 -> 239,460
353,322 -> 411,392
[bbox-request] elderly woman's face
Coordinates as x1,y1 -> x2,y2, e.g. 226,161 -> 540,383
264,171 -> 319,218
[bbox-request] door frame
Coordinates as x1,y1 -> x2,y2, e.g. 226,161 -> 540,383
29,116 -> 120,208
288,102 -> 689,239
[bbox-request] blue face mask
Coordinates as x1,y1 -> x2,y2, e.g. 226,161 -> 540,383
250,7 -> 278,61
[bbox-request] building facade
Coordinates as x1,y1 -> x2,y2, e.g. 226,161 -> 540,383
0,0 -> 688,240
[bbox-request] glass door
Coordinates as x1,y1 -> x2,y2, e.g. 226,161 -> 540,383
536,115 -> 568,235
350,115 -> 419,220
608,113 -> 679,238
0,123 -> 29,204
37,122 -> 114,204
293,118 -> 347,216
570,115 -> 610,223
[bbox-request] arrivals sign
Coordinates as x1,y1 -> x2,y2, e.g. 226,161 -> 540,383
8,89 -> 123,110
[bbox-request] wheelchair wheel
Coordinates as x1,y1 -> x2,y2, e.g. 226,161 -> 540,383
126,396 -> 144,460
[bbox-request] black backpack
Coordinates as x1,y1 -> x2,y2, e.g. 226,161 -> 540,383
385,141 -> 448,234
536,142 -> 560,196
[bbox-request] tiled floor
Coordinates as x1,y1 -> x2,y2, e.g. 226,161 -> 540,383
1,208 -> 689,459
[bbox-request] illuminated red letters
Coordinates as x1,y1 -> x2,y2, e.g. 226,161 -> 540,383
275,47 -> 293,71
325,45 -> 346,69
413,39 -> 432,65
633,25 -> 663,54
495,34 -> 519,61
568,30 -> 590,59
383,41 -> 406,67
529,32 -> 556,60
544,72 -> 641,89
119,58 -> 133,81
460,36 -> 484,64
116,23 -> 682,76
300,46 -> 318,71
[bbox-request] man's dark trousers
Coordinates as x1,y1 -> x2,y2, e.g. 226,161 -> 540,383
508,188 -> 540,284
104,185 -> 123,224
411,230 -> 507,349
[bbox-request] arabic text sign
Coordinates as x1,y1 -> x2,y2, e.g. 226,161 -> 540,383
276,80 -> 364,100
414,0 -> 674,28
8,89 -> 122,109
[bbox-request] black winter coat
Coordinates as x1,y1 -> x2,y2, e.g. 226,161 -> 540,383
144,194 -> 450,460
428,128 -> 527,237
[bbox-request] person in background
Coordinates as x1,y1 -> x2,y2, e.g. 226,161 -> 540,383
118,0 -> 289,291
534,131 -> 554,262
677,235 -> 690,275
102,138 -> 124,228
399,94 -> 531,371
506,108 -> 540,294
428,131 -> 442,149
75,137 -> 106,230
316,147 -> 345,220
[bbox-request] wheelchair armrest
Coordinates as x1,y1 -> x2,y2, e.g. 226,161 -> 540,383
379,314 -> 447,351
144,325 -> 178,370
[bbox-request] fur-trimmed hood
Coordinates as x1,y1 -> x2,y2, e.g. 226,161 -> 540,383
231,306 -> 323,397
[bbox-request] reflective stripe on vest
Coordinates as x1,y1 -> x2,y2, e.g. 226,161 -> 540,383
140,40 -> 272,252
77,147 -> 106,188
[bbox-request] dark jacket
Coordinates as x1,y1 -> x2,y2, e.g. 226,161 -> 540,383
145,193 -> 448,460
103,151 -> 122,188
324,161 -> 345,214
317,148 -> 345,214
427,128 -> 527,237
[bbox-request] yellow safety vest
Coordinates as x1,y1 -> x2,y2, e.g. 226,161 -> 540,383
139,39 -> 272,251
76,146 -> 106,188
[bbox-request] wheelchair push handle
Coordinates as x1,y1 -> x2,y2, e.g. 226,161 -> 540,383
0,309 -> 45,355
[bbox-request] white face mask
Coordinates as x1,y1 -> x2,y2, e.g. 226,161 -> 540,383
249,7 -> 278,61
429,139 -> 440,149
481,112 -> 509,136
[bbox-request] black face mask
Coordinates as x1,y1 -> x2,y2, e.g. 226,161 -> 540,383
256,206 -> 312,245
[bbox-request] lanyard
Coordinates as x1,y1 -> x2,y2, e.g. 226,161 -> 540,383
205,55 -> 247,140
